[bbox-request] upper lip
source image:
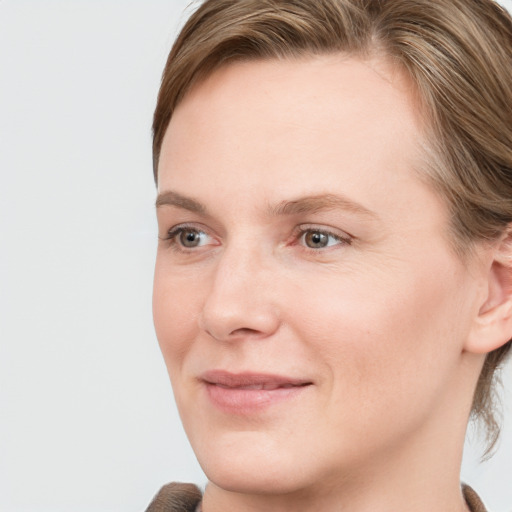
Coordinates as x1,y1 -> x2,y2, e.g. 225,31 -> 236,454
201,370 -> 312,390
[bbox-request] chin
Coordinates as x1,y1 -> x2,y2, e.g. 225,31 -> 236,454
192,430 -> 317,495
204,461 -> 309,496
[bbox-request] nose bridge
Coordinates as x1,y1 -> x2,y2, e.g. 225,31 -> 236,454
200,236 -> 279,341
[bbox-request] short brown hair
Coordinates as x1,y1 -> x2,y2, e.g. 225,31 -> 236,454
152,0 -> 512,453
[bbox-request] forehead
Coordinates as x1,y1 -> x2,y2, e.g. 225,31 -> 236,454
158,55 -> 444,230
160,55 -> 423,174
168,54 -> 421,132
172,54 -> 418,128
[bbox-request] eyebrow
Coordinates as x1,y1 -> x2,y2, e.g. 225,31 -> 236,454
156,190 -> 206,214
156,190 -> 377,219
269,193 -> 377,218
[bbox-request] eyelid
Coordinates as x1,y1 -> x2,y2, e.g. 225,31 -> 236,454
158,222 -> 353,253
292,224 -> 353,249
160,222 -> 219,250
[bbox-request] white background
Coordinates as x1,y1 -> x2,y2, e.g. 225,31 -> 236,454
1,1 -> 511,511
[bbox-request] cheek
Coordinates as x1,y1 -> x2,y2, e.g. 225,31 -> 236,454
152,263 -> 203,373
289,257 -> 470,413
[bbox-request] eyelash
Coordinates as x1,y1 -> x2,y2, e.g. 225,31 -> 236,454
292,226 -> 352,252
162,224 -> 214,252
161,224 -> 352,253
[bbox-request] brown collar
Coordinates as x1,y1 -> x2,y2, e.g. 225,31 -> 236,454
462,484 -> 488,512
147,482 -> 487,512
145,482 -> 202,512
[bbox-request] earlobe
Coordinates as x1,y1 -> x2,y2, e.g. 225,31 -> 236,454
466,229 -> 512,354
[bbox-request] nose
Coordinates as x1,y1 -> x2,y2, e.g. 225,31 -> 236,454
198,245 -> 280,342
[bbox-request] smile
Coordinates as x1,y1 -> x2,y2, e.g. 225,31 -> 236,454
216,382 -> 302,390
200,371 -> 313,414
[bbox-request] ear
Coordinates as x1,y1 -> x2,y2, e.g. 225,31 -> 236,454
466,228 -> 512,354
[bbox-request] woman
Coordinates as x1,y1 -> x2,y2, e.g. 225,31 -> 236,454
147,0 -> 512,510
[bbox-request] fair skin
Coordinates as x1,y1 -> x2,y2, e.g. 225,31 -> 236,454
153,55 -> 512,512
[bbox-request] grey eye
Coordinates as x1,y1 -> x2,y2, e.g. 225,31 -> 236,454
179,229 -> 202,248
304,231 -> 329,249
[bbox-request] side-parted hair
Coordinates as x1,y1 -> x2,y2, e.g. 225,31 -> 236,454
152,0 -> 512,454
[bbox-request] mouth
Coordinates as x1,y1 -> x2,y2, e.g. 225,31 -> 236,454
200,370 -> 313,413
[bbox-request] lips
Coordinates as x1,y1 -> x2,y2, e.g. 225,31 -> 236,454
200,370 -> 312,413
216,382 -> 302,390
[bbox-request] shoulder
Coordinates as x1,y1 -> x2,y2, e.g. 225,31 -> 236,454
145,482 -> 202,512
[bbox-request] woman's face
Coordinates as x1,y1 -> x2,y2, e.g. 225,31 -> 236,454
153,56 -> 486,495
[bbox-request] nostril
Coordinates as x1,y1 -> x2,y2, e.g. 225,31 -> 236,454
230,327 -> 262,337
199,297 -> 280,342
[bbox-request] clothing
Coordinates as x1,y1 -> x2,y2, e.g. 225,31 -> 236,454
145,481 -> 488,512
462,484 -> 488,512
144,482 -> 202,512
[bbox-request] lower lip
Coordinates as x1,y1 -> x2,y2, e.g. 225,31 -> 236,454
204,383 -> 310,414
